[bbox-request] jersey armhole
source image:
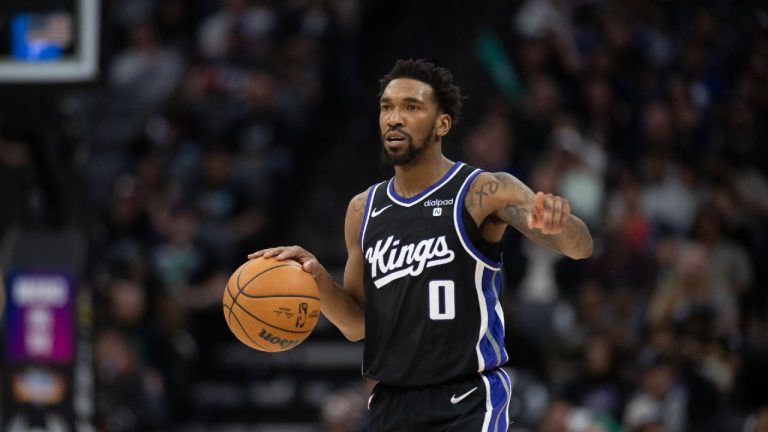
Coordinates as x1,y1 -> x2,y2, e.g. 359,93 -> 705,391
358,182 -> 382,248
454,169 -> 503,270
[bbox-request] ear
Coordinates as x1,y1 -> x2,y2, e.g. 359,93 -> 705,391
436,113 -> 452,137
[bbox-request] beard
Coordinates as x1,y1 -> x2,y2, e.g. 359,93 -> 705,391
380,125 -> 437,167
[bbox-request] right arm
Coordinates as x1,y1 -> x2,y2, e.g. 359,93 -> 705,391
247,191 -> 368,341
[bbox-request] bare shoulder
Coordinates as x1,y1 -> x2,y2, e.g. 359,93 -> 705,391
465,171 -> 530,213
487,171 -> 531,194
347,189 -> 370,217
345,189 -> 371,244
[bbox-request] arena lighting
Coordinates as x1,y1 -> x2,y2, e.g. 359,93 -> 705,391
0,0 -> 100,83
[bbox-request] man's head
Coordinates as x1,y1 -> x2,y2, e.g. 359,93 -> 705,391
378,59 -> 463,166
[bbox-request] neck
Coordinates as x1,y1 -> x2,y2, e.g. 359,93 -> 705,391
392,144 -> 454,198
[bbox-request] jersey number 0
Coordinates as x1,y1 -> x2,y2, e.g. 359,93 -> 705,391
428,280 -> 455,320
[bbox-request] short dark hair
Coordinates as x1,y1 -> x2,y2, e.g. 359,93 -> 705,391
379,59 -> 463,124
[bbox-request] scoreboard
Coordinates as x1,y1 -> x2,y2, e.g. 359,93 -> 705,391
0,0 -> 100,83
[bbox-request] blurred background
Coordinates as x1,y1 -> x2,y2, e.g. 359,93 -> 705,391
0,0 -> 767,431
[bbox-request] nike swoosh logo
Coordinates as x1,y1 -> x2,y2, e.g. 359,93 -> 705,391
370,205 -> 392,218
450,386 -> 478,404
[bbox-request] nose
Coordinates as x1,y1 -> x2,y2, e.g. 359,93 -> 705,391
385,108 -> 404,129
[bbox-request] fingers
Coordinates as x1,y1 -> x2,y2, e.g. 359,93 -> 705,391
247,246 -> 296,261
247,245 -> 319,268
548,197 -> 563,234
247,246 -> 323,277
303,260 -> 321,278
273,247 -> 292,260
247,249 -> 268,259
529,192 -> 570,234
528,192 -> 545,229
560,200 -> 571,232
247,247 -> 283,260
542,199 -> 555,233
534,191 -> 545,212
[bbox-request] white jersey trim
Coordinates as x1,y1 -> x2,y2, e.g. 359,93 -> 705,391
480,373 -> 493,432
474,261 -> 489,372
359,182 -> 383,250
493,272 -> 506,339
386,162 -> 465,207
454,169 -> 502,271
500,368 -> 512,430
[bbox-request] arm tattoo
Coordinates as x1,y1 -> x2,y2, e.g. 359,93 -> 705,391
491,172 -> 526,191
475,180 -> 500,208
499,203 -> 561,250
470,172 -> 592,258
503,201 -> 593,257
466,175 -> 502,211
492,172 -> 578,251
351,194 -> 366,213
499,202 -> 528,226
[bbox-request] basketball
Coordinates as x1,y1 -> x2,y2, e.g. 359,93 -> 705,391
223,257 -> 321,352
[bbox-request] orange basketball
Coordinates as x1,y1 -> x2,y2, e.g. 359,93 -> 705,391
222,257 -> 320,352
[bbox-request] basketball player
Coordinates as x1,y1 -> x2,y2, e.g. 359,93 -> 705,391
249,59 -> 593,431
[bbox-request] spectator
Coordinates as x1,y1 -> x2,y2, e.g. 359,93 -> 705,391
110,19 -> 183,111
648,241 -> 739,338
563,335 -> 628,422
197,0 -> 276,63
624,358 -> 687,432
640,152 -> 700,235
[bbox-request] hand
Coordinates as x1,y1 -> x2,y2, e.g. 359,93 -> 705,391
248,246 -> 324,278
527,192 -> 571,235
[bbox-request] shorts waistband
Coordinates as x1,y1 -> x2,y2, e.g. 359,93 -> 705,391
374,368 -> 503,392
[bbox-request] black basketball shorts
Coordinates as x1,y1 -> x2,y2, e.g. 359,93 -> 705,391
367,368 -> 511,432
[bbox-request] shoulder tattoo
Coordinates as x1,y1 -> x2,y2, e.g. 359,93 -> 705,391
466,176 -> 500,210
351,193 -> 367,213
465,172 -> 520,211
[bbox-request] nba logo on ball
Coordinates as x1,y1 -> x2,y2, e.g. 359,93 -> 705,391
296,303 -> 308,328
433,208 -> 442,217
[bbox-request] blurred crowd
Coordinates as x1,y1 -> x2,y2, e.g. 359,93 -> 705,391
460,1 -> 768,431
83,0 -> 360,429
0,0 -> 767,431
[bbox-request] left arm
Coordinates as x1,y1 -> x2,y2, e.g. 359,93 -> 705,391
468,172 -> 593,259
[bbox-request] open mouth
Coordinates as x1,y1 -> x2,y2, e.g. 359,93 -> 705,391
384,131 -> 409,146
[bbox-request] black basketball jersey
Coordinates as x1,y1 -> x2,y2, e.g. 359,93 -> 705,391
359,162 -> 508,387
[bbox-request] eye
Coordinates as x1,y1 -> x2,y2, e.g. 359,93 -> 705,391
407,104 -> 419,111
381,104 -> 392,111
